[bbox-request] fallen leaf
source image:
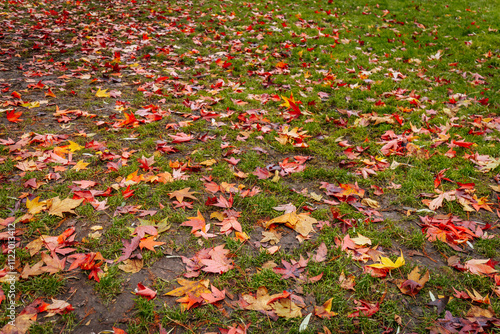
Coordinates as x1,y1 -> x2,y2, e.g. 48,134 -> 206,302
135,283 -> 157,300
46,197 -> 84,217
368,251 -> 405,270
118,259 -> 143,273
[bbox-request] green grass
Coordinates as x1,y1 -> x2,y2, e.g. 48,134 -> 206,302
1,0 -> 499,333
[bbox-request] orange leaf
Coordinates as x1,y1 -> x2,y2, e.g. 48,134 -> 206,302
139,236 -> 165,252
6,109 -> 22,123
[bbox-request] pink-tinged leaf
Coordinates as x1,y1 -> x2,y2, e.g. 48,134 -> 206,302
253,167 -> 271,179
135,283 -> 157,300
133,226 -> 158,238
307,272 -> 324,283
313,242 -> 328,263
72,180 -> 98,189
117,236 -> 141,263
200,285 -> 226,304
169,132 -> 194,143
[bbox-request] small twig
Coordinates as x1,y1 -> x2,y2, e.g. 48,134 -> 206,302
422,248 -> 438,263
164,315 -> 196,334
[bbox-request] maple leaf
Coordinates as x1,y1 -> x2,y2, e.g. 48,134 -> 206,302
264,211 -> 316,237
38,299 -> 74,317
181,210 -> 207,233
41,252 -> 66,274
273,260 -> 304,279
396,266 -> 429,296
168,132 -> 194,143
21,261 -> 45,279
261,231 -> 281,245
312,242 -> 328,263
200,285 -> 226,304
465,259 -> 497,276
166,278 -> 210,310
314,298 -> 338,318
66,140 -> 83,152
200,245 -> 234,274
26,196 -> 47,215
242,287 -> 282,312
46,197 -> 84,217
176,293 -> 204,310
339,271 -> 356,291
0,313 -> 35,334
272,298 -> 302,318
210,194 -> 233,208
133,225 -> 158,238
348,300 -> 380,318
121,185 -> 135,198
72,180 -> 98,189
368,251 -> 405,270
116,236 -> 141,262
169,187 -> 199,202
95,88 -> 110,97
466,288 -> 490,304
139,236 -> 165,252
135,283 -> 157,300
138,155 -> 155,171
219,323 -> 251,334
6,109 -> 23,123
73,160 -> 89,171
118,258 -> 143,273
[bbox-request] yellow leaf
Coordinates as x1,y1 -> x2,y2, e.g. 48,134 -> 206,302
46,197 -> 84,217
272,298 -> 303,318
200,159 -> 217,166
20,101 -> 40,109
368,251 -> 405,270
166,278 -> 211,309
351,233 -> 372,246
95,88 -> 110,98
26,197 -> 47,215
67,140 -> 83,152
73,160 -> 89,171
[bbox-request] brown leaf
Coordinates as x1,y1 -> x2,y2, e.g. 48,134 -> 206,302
1,314 -> 35,334
169,188 -> 199,202
396,266 -> 429,296
466,305 -> 495,318
314,298 -> 338,318
118,259 -> 143,273
265,211 -> 315,237
41,252 -> 66,274
242,287 -> 283,312
21,260 -> 45,279
339,271 -> 356,291
272,298 -> 302,318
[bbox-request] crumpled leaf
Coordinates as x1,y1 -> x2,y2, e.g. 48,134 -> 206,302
118,258 -> 143,273
264,211 -> 316,237
395,266 -> 429,296
135,283 -> 157,300
314,298 -> 338,318
272,298 -> 302,318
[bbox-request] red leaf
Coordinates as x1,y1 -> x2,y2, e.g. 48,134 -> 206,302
135,283 -> 157,300
121,185 -> 135,198
6,109 -> 23,123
